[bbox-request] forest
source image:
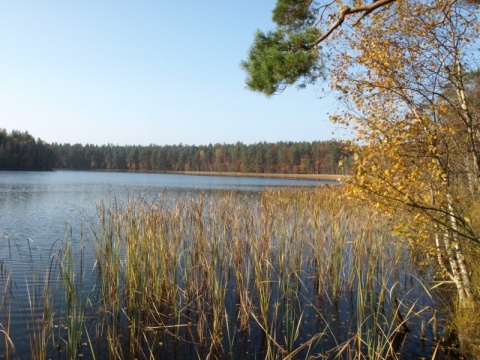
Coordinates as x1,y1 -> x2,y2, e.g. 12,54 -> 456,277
0,128 -> 349,174
0,129 -> 55,170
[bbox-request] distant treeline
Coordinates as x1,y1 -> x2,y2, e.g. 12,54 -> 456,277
0,129 -> 55,170
0,129 -> 350,174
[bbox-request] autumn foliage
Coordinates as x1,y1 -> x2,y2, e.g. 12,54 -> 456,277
244,0 -> 479,309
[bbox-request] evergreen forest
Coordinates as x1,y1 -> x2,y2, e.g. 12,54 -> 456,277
0,128 -> 349,174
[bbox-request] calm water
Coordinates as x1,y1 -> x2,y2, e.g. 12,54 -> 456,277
0,170 -> 332,358
0,170 -> 328,250
0,171 -> 447,359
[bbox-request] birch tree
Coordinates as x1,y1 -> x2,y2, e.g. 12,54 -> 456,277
243,0 -> 480,307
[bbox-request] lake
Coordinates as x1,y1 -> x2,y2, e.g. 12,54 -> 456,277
0,171 -> 445,359
0,170 -> 327,256
0,171 -> 332,358
0,170 -> 328,248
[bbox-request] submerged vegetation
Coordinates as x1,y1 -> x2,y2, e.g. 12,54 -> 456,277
0,187 -> 453,359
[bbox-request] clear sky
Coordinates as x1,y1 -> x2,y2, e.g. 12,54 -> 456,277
0,1 -> 343,146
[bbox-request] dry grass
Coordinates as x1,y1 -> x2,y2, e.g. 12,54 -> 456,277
2,186 -> 439,359
446,243 -> 480,358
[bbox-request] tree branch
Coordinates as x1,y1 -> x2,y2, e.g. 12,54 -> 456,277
312,0 -> 398,45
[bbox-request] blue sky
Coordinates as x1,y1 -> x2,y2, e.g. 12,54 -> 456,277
0,1 -> 343,146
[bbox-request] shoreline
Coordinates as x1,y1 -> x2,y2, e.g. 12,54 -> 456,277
163,171 -> 345,182
51,169 -> 346,182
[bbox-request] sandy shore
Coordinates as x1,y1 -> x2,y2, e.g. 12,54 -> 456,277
164,171 -> 345,182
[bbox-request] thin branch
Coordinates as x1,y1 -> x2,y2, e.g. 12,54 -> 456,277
312,0 -> 398,45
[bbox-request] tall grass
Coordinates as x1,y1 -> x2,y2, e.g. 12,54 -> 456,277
444,242 -> 480,357
59,232 -> 95,359
0,254 -> 14,359
1,186 -> 440,358
24,250 -> 59,360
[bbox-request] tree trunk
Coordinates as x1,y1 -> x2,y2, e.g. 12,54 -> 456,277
447,194 -> 474,307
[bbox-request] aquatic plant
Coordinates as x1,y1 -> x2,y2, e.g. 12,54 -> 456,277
0,187 -> 441,358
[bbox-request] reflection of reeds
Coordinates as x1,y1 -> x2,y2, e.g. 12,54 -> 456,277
14,237 -> 60,360
25,252 -> 58,360
2,187 -> 439,358
0,252 -> 14,359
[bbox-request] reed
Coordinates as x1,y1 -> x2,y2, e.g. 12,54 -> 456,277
0,252 -> 14,359
92,198 -> 124,358
12,236 -> 61,360
2,186 -> 442,358
59,231 -> 95,360
24,252 -> 59,360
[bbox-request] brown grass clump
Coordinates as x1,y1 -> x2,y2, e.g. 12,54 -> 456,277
453,306 -> 480,357
449,243 -> 480,358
